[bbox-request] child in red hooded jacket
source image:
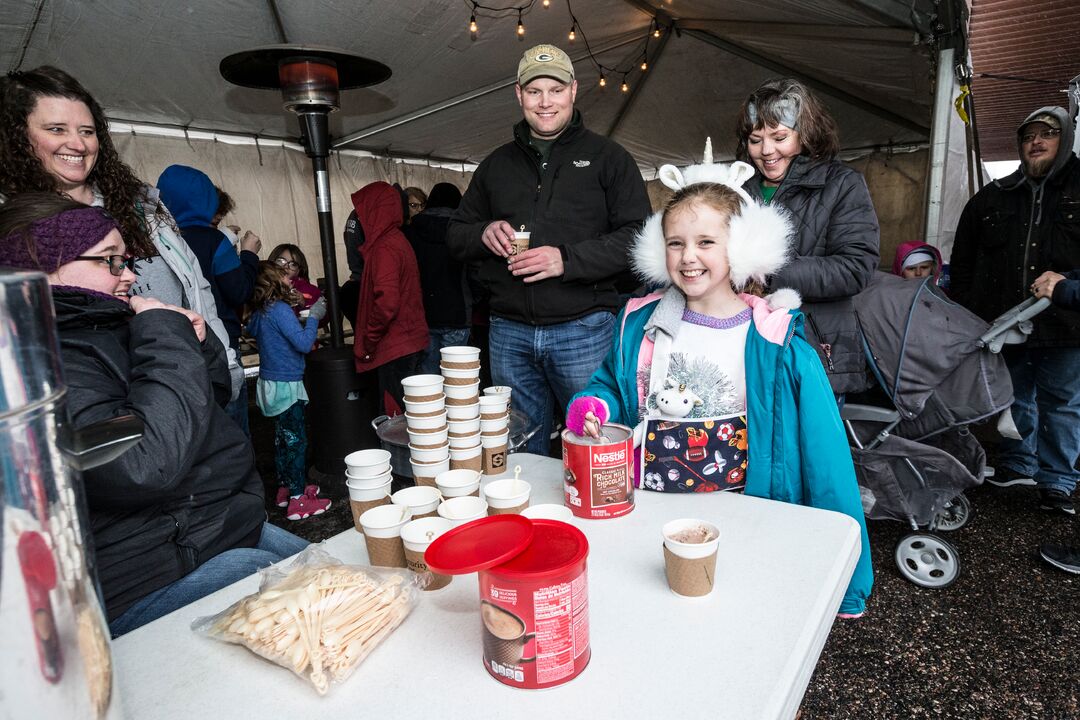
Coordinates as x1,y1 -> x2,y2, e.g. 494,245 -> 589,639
350,181 -> 429,415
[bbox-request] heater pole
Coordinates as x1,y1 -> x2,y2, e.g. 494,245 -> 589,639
298,110 -> 344,349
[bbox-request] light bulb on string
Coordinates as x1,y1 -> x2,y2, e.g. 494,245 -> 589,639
469,14 -> 477,33
599,74 -> 606,88
568,24 -> 576,41
653,20 -> 661,38
621,77 -> 629,92
640,58 -> 648,71
517,12 -> 525,38
543,0 -> 550,6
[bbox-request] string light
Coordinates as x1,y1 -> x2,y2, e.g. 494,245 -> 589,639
640,58 -> 648,71
598,74 -> 606,87
621,76 -> 629,92
568,23 -> 576,41
542,0 -> 549,6
469,14 -> 478,33
653,20 -> 661,38
517,10 -> 525,38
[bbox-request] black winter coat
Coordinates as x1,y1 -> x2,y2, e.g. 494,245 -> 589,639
951,155 -> 1080,347
745,156 -> 881,394
54,290 -> 264,620
447,111 -> 651,325
407,207 -> 471,328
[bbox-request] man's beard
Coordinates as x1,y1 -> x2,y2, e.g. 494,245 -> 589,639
1024,154 -> 1054,178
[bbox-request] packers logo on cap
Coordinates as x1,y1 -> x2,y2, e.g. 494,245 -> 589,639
535,52 -> 554,62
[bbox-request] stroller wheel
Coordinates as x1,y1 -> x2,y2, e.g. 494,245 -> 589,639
934,493 -> 974,532
894,533 -> 961,589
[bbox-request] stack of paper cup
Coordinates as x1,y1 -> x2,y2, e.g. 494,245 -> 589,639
401,517 -> 454,590
345,449 -> 393,532
479,395 -> 510,475
440,347 -> 483,471
403,374 -> 449,486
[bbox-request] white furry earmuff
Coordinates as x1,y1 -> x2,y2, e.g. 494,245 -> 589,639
631,137 -> 793,290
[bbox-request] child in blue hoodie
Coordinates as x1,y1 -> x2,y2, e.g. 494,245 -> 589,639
566,146 -> 873,618
246,261 -> 330,520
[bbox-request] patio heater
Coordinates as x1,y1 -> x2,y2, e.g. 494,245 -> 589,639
221,46 -> 391,474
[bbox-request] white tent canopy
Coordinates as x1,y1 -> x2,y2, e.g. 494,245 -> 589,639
4,0 -> 938,168
4,0 -> 965,283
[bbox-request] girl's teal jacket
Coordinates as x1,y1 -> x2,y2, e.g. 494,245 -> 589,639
572,289 -> 873,616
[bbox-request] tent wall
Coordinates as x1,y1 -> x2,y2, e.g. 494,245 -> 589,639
112,132 -> 473,288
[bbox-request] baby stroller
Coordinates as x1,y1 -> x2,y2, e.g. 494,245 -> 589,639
841,272 -> 1049,589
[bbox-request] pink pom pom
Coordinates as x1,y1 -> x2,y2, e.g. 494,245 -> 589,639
566,396 -> 608,436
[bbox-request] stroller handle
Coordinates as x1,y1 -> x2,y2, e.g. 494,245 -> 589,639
977,296 -> 1052,353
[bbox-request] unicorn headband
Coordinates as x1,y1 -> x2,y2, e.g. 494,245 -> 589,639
631,138 -> 792,291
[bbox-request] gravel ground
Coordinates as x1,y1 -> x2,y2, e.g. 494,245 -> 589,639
250,403 -> 1080,719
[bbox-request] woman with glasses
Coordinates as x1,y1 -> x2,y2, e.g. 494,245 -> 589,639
0,193 -> 307,637
0,66 -> 242,402
404,186 -> 427,224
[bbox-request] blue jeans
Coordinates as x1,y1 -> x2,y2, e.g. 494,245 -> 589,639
999,347 -> 1080,494
109,523 -> 309,637
419,326 -> 472,375
489,311 -> 615,455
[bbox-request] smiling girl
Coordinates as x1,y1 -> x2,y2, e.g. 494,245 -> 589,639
565,153 -> 872,617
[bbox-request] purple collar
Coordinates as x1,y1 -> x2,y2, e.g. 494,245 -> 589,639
681,306 -> 751,330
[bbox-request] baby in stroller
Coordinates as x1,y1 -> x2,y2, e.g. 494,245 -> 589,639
841,271 -> 1048,588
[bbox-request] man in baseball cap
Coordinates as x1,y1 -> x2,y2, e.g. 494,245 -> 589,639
447,44 -> 649,454
950,105 -> 1080,514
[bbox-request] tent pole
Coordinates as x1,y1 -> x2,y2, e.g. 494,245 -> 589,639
606,29 -> 672,138
923,47 -> 955,250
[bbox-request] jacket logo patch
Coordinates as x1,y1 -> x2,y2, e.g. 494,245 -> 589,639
573,160 -> 591,168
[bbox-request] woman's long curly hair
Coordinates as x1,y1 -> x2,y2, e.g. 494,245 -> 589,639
0,66 -> 161,257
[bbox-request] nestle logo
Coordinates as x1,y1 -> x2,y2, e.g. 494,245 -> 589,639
593,449 -> 625,464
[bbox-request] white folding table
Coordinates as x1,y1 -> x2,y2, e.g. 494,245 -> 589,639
113,453 -> 860,720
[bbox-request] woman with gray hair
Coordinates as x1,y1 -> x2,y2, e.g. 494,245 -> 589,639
734,78 -> 880,394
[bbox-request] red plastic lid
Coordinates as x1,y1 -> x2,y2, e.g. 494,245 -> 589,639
425,514 -> 534,575
492,520 -> 589,580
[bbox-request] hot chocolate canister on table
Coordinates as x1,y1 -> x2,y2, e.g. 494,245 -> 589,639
561,423 -> 635,519
425,516 -> 590,689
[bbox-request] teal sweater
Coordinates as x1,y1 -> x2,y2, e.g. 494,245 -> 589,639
572,290 -> 873,616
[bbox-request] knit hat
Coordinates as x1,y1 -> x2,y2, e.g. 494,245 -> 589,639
901,249 -> 936,269
0,206 -> 118,274
517,44 -> 574,86
631,138 -> 792,291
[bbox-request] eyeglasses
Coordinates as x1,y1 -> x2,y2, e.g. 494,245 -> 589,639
274,257 -> 300,270
72,254 -> 136,276
408,202 -> 424,210
1021,128 -> 1061,143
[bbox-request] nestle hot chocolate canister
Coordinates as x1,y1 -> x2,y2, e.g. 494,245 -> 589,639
561,423 -> 635,519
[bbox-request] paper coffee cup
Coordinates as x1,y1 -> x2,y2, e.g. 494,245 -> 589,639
344,448 -> 391,478
401,517 -> 454,590
345,468 -> 393,489
408,426 -> 449,448
411,456 -> 450,487
448,417 -> 481,435
483,385 -> 512,401
481,431 -> 508,476
479,395 -> 509,416
449,442 -> 483,472
444,380 -> 480,400
409,442 -> 450,463
347,478 -> 392,532
510,231 -> 530,255
446,402 -> 480,419
359,504 -> 412,567
437,495 -> 488,526
404,395 -> 446,417
405,411 -> 447,430
435,468 -> 482,498
392,485 -> 443,519
480,416 -> 509,434
440,346 -> 481,364
402,374 -> 444,402
441,364 -> 482,382
483,478 -> 530,515
662,519 -> 720,597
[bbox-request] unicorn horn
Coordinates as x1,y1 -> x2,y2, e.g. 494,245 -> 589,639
703,137 -> 713,165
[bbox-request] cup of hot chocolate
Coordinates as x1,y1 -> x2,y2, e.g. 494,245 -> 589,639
509,231 -> 530,256
661,518 -> 720,597
480,601 -> 534,666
